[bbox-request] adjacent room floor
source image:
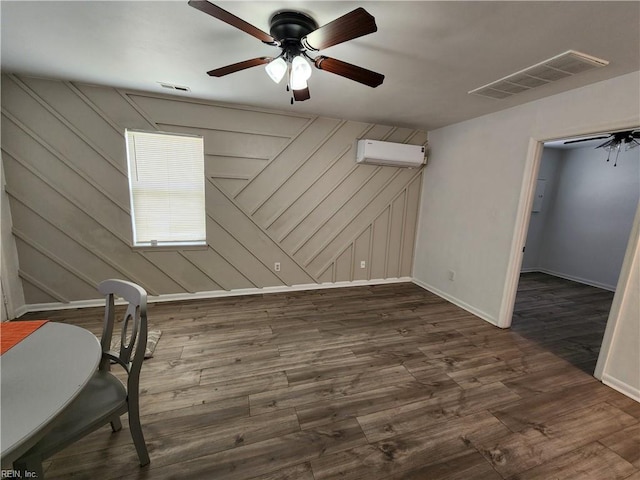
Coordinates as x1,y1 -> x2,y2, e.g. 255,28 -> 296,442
511,272 -> 614,374
17,281 -> 639,479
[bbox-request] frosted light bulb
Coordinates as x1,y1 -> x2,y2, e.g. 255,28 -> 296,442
290,55 -> 312,90
265,57 -> 287,83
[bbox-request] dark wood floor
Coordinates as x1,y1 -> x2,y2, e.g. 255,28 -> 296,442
16,278 -> 639,480
512,272 -> 614,373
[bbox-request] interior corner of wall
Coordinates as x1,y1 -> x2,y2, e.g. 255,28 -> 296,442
412,277 -> 499,327
1,159 -> 27,320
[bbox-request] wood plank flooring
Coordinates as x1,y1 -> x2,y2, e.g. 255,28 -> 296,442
15,278 -> 637,479
512,272 -> 614,373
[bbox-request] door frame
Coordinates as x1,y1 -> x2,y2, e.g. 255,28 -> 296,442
498,137 -> 543,329
499,123 -> 640,358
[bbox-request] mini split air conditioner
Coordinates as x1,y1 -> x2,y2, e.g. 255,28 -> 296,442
356,139 -> 426,168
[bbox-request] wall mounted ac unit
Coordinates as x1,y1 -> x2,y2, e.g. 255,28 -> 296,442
356,139 -> 426,168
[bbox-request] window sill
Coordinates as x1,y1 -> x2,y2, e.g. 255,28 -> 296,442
131,243 -> 208,252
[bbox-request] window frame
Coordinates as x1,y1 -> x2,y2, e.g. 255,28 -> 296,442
125,129 -> 207,249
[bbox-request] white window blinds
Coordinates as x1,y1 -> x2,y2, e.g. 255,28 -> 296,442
125,130 -> 206,247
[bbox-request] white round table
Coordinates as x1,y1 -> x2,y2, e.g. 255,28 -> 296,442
1,322 -> 101,465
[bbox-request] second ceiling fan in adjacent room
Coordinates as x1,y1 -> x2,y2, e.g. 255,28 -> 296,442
564,130 -> 640,166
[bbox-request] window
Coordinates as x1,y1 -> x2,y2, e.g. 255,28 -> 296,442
125,130 -> 206,247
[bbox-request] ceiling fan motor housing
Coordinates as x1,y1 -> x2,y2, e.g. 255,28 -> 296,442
269,11 -> 319,62
269,11 -> 318,43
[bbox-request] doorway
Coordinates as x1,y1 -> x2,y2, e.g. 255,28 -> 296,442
506,131 -> 640,373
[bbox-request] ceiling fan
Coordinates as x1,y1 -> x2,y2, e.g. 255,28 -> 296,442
564,129 -> 640,166
188,1 -> 384,103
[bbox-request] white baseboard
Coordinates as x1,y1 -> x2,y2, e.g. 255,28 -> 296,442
520,268 -> 616,292
19,277 -> 414,314
411,278 -> 499,327
519,267 -> 538,273
602,373 -> 640,402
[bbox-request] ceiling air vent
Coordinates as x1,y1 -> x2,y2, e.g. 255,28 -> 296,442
469,50 -> 608,99
158,82 -> 191,92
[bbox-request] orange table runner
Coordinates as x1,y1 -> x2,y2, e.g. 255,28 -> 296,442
0,320 -> 48,355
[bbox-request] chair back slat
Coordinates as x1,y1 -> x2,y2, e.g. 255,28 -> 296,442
97,280 -> 148,379
118,304 -> 139,366
99,293 -> 116,371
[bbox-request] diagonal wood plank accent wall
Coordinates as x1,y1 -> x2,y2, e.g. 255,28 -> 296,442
1,74 -> 427,304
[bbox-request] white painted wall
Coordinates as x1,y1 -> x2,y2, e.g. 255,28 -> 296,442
413,71 -> 640,398
529,145 -> 639,290
596,205 -> 640,401
412,110 -> 533,322
521,149 -> 562,271
414,71 -> 640,323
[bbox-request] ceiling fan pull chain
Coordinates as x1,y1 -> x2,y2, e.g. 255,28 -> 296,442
285,79 -> 294,104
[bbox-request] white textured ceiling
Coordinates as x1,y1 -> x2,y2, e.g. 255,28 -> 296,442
1,1 -> 639,130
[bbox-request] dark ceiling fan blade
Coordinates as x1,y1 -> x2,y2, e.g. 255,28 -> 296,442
293,87 -> 311,102
207,57 -> 272,77
314,56 -> 384,88
563,136 -> 610,145
188,0 -> 276,44
596,138 -> 616,149
302,7 -> 377,51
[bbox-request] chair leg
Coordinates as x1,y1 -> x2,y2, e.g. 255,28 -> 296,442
110,415 -> 123,432
128,405 -> 150,466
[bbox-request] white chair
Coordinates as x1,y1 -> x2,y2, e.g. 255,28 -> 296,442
14,279 -> 151,477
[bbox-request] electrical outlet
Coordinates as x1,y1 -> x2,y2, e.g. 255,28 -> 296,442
448,270 -> 455,281
274,262 -> 281,272
360,260 -> 366,269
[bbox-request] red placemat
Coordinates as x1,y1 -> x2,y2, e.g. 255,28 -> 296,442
0,320 -> 48,355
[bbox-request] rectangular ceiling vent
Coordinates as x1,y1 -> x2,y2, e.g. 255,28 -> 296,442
469,50 -> 609,100
158,82 -> 191,92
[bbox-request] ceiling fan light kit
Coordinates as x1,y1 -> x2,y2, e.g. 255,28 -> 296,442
188,0 -> 385,103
